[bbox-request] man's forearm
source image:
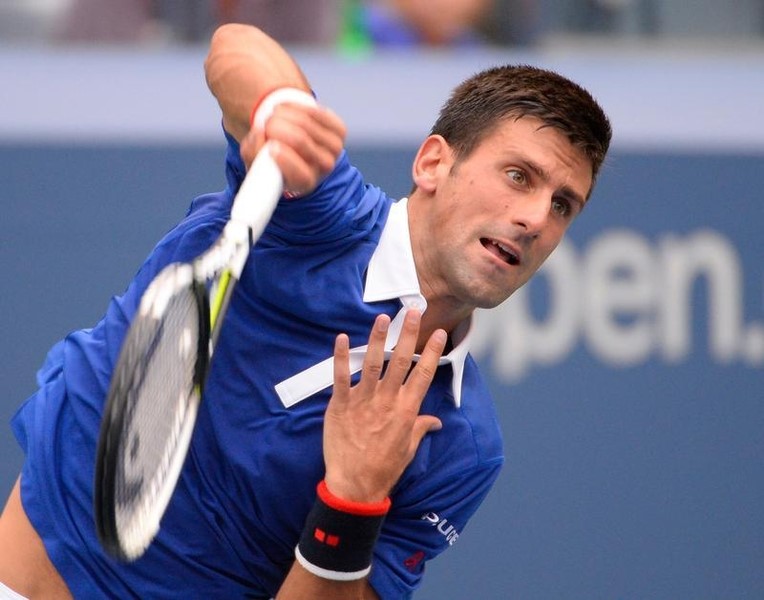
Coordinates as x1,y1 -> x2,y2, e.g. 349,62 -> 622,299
204,23 -> 310,142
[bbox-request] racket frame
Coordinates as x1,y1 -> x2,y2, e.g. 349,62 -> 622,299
94,88 -> 316,561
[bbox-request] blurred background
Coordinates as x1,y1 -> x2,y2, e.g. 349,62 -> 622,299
1,1 -> 763,599
1,0 -> 763,47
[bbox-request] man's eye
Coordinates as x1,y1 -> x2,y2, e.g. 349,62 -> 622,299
552,197 -> 571,217
507,169 -> 526,185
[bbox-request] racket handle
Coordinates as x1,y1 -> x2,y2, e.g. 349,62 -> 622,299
230,144 -> 283,233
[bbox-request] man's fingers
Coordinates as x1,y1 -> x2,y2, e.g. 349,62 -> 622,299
265,104 -> 343,179
241,102 -> 345,194
411,415 -> 443,446
403,328 -> 447,400
356,314 -> 390,398
380,309 -> 421,391
267,140 -> 317,193
271,103 -> 346,151
274,104 -> 346,161
331,333 -> 351,406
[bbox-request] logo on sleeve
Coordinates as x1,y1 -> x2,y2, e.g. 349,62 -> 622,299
403,550 -> 425,572
421,511 -> 460,546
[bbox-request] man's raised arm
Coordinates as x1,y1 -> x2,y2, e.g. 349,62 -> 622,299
204,24 -> 345,196
205,23 -> 309,142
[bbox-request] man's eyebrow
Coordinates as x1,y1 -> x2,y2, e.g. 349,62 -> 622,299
523,159 -> 587,209
558,186 -> 587,210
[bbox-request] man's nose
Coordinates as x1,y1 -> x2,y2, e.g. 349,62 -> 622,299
511,194 -> 549,237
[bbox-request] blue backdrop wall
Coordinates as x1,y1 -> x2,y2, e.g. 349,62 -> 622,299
1,47 -> 762,599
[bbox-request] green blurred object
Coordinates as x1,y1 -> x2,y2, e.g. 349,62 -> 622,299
337,0 -> 372,55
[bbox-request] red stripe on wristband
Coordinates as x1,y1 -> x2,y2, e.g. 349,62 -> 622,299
249,86 -> 283,128
317,481 -> 391,517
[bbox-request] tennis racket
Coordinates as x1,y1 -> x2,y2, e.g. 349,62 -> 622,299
94,88 -> 316,561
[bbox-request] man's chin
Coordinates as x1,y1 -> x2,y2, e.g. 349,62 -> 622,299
452,271 -> 522,310
468,288 -> 516,310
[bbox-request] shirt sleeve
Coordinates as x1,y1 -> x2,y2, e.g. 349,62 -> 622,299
368,458 -> 503,599
223,130 -> 388,247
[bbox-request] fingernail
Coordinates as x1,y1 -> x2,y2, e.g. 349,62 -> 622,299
376,314 -> 390,332
432,329 -> 447,345
336,333 -> 349,350
405,309 -> 421,323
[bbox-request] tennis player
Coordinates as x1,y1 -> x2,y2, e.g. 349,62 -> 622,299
0,23 -> 611,599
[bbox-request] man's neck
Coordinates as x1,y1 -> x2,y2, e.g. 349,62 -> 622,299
416,302 -> 472,353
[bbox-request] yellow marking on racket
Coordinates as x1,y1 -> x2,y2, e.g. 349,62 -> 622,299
209,270 -> 232,327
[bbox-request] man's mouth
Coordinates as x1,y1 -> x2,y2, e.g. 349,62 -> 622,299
481,238 -> 520,265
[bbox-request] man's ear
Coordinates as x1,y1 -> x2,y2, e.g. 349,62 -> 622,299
411,135 -> 452,194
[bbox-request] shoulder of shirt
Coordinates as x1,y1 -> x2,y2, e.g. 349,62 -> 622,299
456,360 -> 505,463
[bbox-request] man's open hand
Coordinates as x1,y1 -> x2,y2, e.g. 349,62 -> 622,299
323,310 -> 446,503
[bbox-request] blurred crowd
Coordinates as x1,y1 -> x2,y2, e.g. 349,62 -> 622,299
1,0 -> 762,48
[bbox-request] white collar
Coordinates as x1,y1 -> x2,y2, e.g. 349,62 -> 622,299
364,197 -> 423,305
274,198 -> 473,409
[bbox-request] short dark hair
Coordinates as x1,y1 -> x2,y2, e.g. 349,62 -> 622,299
430,65 -> 612,182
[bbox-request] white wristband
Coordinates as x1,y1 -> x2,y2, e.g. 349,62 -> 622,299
252,88 -> 317,130
294,546 -> 372,582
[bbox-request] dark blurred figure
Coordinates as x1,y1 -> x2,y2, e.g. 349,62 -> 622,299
218,0 -> 340,45
483,0 -> 542,46
55,0 -> 340,45
53,0 -> 542,47
55,0 -> 161,43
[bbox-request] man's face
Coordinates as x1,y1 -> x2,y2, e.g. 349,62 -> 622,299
412,116 -> 593,311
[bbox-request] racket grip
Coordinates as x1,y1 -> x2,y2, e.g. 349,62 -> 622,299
230,146 -> 283,232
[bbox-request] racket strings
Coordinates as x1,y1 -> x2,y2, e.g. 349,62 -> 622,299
112,287 -> 202,550
96,136 -> 288,560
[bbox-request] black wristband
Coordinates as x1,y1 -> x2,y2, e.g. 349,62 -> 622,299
295,481 -> 390,581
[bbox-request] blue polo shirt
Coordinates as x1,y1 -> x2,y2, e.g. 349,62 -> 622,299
12,133 -> 504,599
